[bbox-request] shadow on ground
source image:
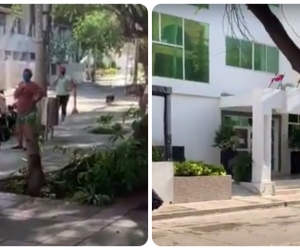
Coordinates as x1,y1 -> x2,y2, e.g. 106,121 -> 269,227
0,192 -> 148,246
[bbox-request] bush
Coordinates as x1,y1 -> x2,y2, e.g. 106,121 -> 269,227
152,146 -> 164,162
213,122 -> 238,150
232,152 -> 252,183
0,109 -> 148,206
174,161 -> 226,177
103,68 -> 118,75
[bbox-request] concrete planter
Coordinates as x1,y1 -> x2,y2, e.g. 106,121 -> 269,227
152,162 -> 174,204
173,175 -> 232,203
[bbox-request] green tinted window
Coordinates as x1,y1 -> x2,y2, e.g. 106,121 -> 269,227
160,14 -> 183,45
240,40 -> 252,69
152,12 -> 159,41
226,37 -> 278,73
266,46 -> 279,74
254,43 -> 267,71
190,4 -> 209,9
184,19 -> 209,83
152,43 -> 183,79
226,37 -> 240,67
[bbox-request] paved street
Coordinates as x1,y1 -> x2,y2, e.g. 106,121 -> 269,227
0,192 -> 147,246
153,205 -> 300,246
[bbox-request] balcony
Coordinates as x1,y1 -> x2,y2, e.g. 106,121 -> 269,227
220,88 -> 287,113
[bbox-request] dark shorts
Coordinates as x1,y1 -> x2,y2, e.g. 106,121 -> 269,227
16,112 -> 37,126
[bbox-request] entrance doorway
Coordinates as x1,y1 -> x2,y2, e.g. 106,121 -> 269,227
224,115 -> 279,172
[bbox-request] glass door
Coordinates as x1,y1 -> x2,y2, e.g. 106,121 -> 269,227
235,126 -> 251,151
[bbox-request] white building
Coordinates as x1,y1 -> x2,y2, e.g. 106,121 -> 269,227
152,4 -> 300,195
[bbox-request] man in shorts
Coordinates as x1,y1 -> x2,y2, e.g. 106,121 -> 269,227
12,68 -> 44,150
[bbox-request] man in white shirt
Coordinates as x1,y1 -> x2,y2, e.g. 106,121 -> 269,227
52,66 -> 74,122
0,90 -> 7,114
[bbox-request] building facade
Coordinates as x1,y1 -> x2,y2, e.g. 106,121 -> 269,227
152,4 -> 300,194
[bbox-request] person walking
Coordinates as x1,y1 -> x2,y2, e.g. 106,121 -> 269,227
11,68 -> 44,150
52,66 -> 74,122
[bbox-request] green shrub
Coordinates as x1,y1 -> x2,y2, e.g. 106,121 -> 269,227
174,161 -> 226,177
232,152 -> 252,183
152,146 -> 164,162
103,68 -> 118,75
0,109 -> 148,206
110,60 -> 117,69
213,122 -> 238,150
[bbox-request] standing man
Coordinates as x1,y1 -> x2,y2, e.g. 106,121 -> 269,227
12,69 -> 44,150
0,90 -> 7,114
52,66 -> 74,122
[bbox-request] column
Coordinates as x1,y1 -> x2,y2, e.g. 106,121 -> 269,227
251,89 -> 275,195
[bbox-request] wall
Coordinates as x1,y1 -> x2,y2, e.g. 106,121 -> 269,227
152,4 -> 300,165
0,60 -> 35,90
152,93 -> 221,164
153,4 -> 300,97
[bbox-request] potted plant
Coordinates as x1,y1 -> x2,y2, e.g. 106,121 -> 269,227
213,121 -> 238,174
232,152 -> 252,183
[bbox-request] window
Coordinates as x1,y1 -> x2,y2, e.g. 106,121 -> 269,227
30,53 -> 35,60
226,37 -> 279,74
269,4 -> 279,7
189,4 -> 209,9
226,37 -> 252,69
0,13 -> 6,33
288,114 -> 300,147
152,12 -> 159,41
152,12 -> 209,83
160,14 -> 182,45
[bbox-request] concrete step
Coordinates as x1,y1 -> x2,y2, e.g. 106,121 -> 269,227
276,188 -> 300,196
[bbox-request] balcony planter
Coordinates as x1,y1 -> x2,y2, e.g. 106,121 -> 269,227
173,161 -> 232,203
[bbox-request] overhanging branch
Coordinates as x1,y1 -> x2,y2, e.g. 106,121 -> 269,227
247,4 -> 300,74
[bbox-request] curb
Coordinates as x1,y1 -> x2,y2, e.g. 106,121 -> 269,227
152,199 -> 300,221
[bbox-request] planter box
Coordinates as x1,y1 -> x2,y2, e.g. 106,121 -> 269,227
152,162 -> 174,204
173,175 -> 232,203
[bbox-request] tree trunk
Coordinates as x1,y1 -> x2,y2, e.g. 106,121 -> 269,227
25,4 -> 45,197
247,4 -> 300,74
24,123 -> 45,196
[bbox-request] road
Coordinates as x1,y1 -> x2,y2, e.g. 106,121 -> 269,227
153,205 -> 300,246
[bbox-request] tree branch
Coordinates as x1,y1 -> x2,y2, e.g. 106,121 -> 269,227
247,4 -> 300,73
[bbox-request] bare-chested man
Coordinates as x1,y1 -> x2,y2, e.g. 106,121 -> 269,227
12,68 -> 44,150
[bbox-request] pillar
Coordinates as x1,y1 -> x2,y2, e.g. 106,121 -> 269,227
251,88 -> 275,195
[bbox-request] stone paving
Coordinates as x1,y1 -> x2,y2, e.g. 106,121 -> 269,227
0,192 -> 148,246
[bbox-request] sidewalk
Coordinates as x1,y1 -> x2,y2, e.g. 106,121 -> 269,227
0,192 -> 147,246
0,83 -> 137,179
153,194 -> 300,221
